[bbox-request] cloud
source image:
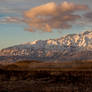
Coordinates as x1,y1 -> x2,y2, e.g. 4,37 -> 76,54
0,16 -> 24,24
84,12 -> 92,21
24,1 -> 88,32
76,12 -> 92,27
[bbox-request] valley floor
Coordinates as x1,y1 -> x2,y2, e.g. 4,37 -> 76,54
0,60 -> 92,92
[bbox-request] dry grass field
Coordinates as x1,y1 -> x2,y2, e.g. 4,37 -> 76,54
0,60 -> 92,92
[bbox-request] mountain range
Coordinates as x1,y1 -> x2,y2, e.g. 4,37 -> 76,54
1,30 -> 92,62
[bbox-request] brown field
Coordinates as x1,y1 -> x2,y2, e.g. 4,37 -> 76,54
0,60 -> 92,92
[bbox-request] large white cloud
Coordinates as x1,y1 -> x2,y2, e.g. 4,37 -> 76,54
24,1 -> 88,32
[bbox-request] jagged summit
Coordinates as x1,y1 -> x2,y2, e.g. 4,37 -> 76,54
0,30 -> 92,62
82,30 -> 92,35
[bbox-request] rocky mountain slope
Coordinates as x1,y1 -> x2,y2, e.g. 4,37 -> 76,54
0,31 -> 92,62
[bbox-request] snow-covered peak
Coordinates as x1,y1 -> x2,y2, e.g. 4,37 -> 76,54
31,40 -> 38,45
20,30 -> 92,48
1,30 -> 92,57
82,30 -> 92,35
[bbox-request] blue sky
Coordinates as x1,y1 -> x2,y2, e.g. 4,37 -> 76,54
0,0 -> 92,49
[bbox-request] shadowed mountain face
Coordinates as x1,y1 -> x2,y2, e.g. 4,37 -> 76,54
1,31 -> 92,62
